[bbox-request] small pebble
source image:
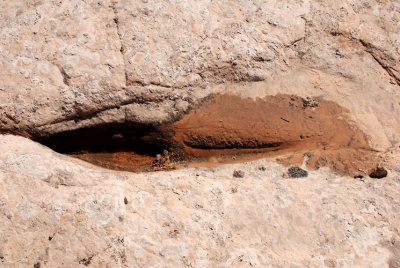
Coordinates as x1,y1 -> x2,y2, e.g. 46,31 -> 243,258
233,170 -> 245,178
288,166 -> 308,178
369,167 -> 388,179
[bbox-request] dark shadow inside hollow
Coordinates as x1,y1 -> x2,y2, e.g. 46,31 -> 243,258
38,123 -> 172,156
32,93 -> 378,175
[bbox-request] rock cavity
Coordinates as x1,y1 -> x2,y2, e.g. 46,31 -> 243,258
38,94 -> 379,175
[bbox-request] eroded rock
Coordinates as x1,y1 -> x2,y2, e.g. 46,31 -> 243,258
1,1 -> 400,267
0,135 -> 398,267
0,0 -> 399,154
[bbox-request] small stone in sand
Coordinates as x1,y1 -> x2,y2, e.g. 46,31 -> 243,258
288,166 -> 308,178
369,167 -> 388,179
233,170 -> 245,178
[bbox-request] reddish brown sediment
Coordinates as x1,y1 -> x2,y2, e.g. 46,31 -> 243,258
72,152 -> 155,172
171,94 -> 379,175
173,94 -> 368,151
69,94 -> 379,175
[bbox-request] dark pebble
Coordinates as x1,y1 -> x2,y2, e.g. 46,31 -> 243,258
288,166 -> 308,178
354,175 -> 364,179
258,166 -> 266,171
233,170 -> 245,178
369,167 -> 388,179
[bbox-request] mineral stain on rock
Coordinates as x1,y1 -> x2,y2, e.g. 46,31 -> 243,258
38,94 -> 379,176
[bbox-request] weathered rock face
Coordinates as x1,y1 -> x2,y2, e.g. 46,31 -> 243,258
1,1 -> 400,266
0,0 -> 399,153
0,135 -> 400,267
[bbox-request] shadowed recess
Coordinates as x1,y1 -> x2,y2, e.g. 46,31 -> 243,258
39,123 -> 169,155
36,94 -> 379,175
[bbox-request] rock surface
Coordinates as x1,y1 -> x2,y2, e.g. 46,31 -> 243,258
1,0 -> 400,267
0,135 -> 400,267
0,0 -> 399,153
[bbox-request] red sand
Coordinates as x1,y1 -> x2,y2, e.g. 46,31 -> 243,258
72,94 -> 379,175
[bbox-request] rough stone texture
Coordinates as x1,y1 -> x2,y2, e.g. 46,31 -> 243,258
288,166 -> 308,178
1,1 -> 400,267
1,135 -> 400,267
0,0 -> 399,153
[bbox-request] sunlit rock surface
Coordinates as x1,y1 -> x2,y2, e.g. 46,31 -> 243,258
1,0 -> 400,266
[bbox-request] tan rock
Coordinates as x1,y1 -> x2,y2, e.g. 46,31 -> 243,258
0,135 -> 399,266
1,0 -> 400,266
0,0 -> 398,154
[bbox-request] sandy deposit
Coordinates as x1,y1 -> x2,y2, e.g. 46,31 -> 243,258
50,94 -> 380,176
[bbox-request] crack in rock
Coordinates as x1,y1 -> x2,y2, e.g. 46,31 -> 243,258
359,39 -> 400,86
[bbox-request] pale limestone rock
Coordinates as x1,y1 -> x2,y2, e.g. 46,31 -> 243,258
0,135 -> 399,267
0,0 -> 126,130
0,0 -> 399,153
1,0 -> 400,266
